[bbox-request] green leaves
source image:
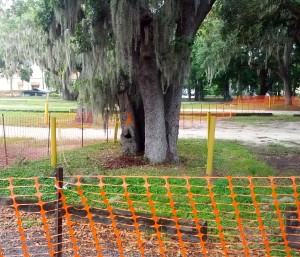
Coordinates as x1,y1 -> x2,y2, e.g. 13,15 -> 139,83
34,0 -> 54,32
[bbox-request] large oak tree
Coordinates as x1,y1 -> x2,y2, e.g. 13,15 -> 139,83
42,0 -> 215,164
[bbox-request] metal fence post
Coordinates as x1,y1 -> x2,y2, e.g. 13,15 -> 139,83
81,107 -> 84,148
51,117 -> 57,168
206,116 -> 217,175
47,114 -> 50,156
2,114 -> 8,166
55,167 -> 63,257
114,115 -> 119,143
45,102 -> 49,126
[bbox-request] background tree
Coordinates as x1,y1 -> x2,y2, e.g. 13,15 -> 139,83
0,0 -> 79,99
220,0 -> 300,105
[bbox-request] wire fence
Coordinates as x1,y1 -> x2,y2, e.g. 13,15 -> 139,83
1,96 -> 299,167
0,173 -> 299,256
0,111 -> 116,167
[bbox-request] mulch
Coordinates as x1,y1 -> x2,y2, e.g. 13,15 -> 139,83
0,205 -> 274,257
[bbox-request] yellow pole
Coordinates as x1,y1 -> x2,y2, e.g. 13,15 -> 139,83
45,102 -> 49,125
268,96 -> 271,109
206,116 -> 217,176
113,116 -> 119,143
51,116 -> 57,168
207,112 -> 211,146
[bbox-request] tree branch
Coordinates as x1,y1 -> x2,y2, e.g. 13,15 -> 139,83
176,0 -> 216,38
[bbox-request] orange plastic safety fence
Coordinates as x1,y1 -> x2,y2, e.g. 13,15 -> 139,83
0,176 -> 299,257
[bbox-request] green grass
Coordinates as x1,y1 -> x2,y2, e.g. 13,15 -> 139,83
0,96 -> 77,112
228,115 -> 300,124
0,139 -> 289,178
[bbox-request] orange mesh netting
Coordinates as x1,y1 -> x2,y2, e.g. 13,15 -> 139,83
0,176 -> 299,256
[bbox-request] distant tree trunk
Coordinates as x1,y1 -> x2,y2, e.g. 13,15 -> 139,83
275,40 -> 293,105
188,88 -> 192,101
236,73 -> 243,96
9,77 -> 13,96
222,75 -> 230,101
259,68 -> 268,95
62,80 -> 78,101
194,84 -> 202,101
282,75 -> 292,105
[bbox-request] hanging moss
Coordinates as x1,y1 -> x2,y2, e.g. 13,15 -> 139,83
0,0 -> 206,114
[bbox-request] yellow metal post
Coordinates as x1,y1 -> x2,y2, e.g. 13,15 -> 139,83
114,116 -> 120,143
45,102 -> 49,125
206,116 -> 217,176
51,117 -> 57,168
207,112 -> 211,146
268,96 -> 271,109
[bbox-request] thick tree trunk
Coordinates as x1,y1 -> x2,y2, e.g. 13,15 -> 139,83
118,91 -> 145,155
126,0 -> 215,164
137,57 -> 168,163
165,84 -> 182,162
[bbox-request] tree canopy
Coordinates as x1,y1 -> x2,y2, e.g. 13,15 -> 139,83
33,0 -> 215,164
188,0 -> 300,102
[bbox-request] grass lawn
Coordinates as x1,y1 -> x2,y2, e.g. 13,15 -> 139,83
228,115 -> 300,124
0,139 -> 279,178
0,96 -> 78,112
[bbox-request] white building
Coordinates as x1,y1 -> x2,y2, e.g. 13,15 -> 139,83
0,64 -> 46,93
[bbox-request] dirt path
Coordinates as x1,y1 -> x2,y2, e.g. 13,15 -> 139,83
179,120 -> 300,147
0,206 -> 268,257
1,120 -> 300,170
2,120 -> 300,147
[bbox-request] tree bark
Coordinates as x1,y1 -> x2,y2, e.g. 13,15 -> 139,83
236,73 -> 243,96
194,84 -> 204,101
282,75 -> 292,105
275,40 -> 293,105
164,84 -> 182,162
188,88 -> 192,102
9,77 -> 13,96
134,34 -> 168,163
118,91 -> 145,155
259,68 -> 269,95
129,0 -> 215,163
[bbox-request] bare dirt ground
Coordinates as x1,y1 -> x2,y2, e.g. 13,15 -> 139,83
179,119 -> 300,148
0,206 -> 270,257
